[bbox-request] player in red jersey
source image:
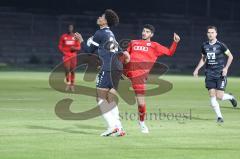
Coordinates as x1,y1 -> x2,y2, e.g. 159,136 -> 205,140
123,24 -> 180,133
58,24 -> 81,91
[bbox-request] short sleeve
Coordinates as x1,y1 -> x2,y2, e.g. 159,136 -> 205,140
127,41 -> 132,53
201,44 -> 206,55
221,43 -> 228,52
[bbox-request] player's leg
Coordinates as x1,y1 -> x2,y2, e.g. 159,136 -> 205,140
215,77 -> 237,107
107,88 -> 125,136
96,71 -> 119,136
206,77 -> 224,122
63,56 -> 71,91
69,55 -> 77,91
97,87 -> 118,136
208,89 -> 224,123
107,89 -> 122,129
107,70 -> 125,136
132,81 -> 149,133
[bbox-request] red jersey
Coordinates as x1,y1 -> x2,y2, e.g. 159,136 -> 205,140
123,40 -> 177,78
58,33 -> 81,57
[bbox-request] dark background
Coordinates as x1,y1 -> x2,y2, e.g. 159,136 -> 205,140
0,0 -> 239,75
1,0 -> 240,20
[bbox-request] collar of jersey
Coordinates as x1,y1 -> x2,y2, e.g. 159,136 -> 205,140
101,26 -> 110,30
208,39 -> 218,45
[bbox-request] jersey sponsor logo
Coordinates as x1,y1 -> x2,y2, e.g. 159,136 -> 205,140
206,52 -> 216,60
133,46 -> 149,52
206,52 -> 218,65
65,40 -> 75,45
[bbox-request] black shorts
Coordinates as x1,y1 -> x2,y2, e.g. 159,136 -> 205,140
96,70 -> 122,90
205,76 -> 227,91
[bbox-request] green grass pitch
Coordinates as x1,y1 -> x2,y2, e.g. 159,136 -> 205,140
0,71 -> 239,159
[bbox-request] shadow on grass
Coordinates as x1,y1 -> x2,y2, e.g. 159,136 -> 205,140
26,125 -> 96,135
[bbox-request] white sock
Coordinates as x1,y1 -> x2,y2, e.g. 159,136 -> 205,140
110,103 -> 122,129
139,121 -> 145,125
98,99 -> 116,129
222,93 -> 233,101
211,97 -> 223,118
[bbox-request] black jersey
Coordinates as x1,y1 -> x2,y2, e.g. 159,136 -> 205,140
201,41 -> 229,79
81,27 -> 123,71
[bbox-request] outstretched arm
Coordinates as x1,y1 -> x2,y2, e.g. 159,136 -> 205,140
156,33 -> 180,56
119,51 -> 130,64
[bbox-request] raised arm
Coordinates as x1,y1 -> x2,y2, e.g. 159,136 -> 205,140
156,33 -> 180,56
74,32 -> 99,53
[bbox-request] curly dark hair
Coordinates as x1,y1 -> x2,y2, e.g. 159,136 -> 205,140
104,9 -> 119,27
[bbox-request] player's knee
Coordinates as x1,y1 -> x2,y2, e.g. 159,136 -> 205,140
208,90 -> 216,98
209,93 -> 216,98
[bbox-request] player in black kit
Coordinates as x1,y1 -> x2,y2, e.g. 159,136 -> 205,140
193,26 -> 237,123
74,9 -> 130,136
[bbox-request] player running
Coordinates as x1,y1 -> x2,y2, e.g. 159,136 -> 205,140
58,24 -> 81,92
74,9 -> 130,137
123,24 -> 180,133
193,26 -> 237,123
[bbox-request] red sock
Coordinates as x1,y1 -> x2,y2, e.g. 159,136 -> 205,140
138,104 -> 146,121
66,72 -> 71,84
70,72 -> 75,85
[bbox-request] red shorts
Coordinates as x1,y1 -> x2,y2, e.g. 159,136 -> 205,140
63,55 -> 77,70
129,76 -> 146,95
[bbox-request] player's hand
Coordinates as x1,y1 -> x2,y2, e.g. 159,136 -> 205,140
122,51 -> 130,64
173,33 -> 180,43
222,67 -> 228,76
74,32 -> 84,43
70,46 -> 77,52
193,69 -> 199,77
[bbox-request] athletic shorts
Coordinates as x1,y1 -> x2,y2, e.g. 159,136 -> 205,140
96,70 -> 122,90
129,76 -> 147,95
63,55 -> 77,70
205,76 -> 227,91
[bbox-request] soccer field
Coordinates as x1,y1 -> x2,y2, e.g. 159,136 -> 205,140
0,72 -> 239,159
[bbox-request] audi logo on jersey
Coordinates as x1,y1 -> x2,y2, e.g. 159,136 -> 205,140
65,41 -> 75,45
133,46 -> 149,51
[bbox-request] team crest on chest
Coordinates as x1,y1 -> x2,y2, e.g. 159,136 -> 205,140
146,43 -> 151,46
